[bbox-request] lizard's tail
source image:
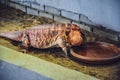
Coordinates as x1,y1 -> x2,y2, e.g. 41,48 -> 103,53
0,31 -> 23,41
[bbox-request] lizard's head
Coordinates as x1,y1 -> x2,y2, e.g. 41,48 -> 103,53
66,24 -> 85,46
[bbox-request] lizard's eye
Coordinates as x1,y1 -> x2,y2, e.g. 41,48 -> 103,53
65,31 -> 69,36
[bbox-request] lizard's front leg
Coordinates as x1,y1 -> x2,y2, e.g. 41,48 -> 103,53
57,37 -> 70,57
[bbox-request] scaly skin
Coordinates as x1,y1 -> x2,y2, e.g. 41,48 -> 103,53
0,23 -> 86,56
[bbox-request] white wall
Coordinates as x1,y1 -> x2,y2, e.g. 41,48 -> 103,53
34,0 -> 120,32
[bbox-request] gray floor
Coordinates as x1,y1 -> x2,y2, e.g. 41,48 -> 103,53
0,60 -> 53,80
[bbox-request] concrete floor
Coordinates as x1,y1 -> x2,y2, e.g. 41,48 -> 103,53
0,60 -> 52,80
0,45 -> 99,80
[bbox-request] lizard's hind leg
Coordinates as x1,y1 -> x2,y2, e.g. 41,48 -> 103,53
20,34 -> 30,53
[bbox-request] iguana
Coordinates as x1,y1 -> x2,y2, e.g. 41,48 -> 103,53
0,23 -> 86,56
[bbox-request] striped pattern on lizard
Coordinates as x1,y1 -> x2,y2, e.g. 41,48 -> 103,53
0,23 -> 86,56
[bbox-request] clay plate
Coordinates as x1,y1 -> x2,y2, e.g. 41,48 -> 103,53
70,42 -> 120,64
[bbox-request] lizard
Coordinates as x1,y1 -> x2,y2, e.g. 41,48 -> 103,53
0,23 -> 86,56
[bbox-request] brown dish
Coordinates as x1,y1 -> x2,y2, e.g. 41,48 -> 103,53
70,42 -> 120,64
